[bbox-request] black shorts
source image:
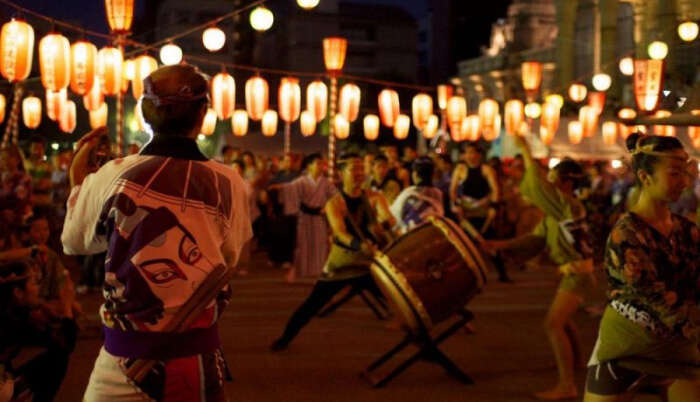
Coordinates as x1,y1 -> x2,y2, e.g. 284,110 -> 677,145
585,361 -> 661,395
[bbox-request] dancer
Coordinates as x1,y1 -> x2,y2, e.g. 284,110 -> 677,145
484,135 -> 594,400
270,153 -> 395,351
390,156 -> 444,234
61,65 -> 252,401
584,134 -> 699,402
273,153 -> 336,281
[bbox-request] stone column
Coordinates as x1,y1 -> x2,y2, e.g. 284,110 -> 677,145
554,0 -> 579,90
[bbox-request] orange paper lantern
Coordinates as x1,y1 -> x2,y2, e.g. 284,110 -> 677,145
262,110 -> 278,136
688,126 -> 700,141
588,91 -> 606,115
634,59 -> 664,113
504,100 -> 524,136
462,115 -> 481,142
601,121 -> 618,145
58,100 -> 76,133
479,98 -> 499,139
0,19 -> 34,83
568,83 -> 587,103
278,77 -> 301,123
363,114 -> 379,141
97,46 -> 123,95
393,114 -> 410,140
378,89 -> 400,127
411,93 -> 433,129
46,88 -> 67,121
540,126 -> 555,145
89,102 -> 108,129
105,0 -> 135,34
446,96 -> 467,127
201,108 -> 217,135
568,121 -> 583,144
0,94 -> 5,124
618,108 -> 637,120
245,76 -> 268,121
579,105 -> 598,137
652,110 -> 674,136
22,96 -> 41,128
339,83 -> 361,123
521,61 -> 543,94
83,75 -> 104,111
132,55 -> 158,99
232,110 -> 249,137
423,114 -> 439,139
322,37 -> 347,73
211,72 -> 236,120
334,114 -> 350,139
39,33 -> 70,91
618,123 -> 633,140
300,110 -> 316,137
306,80 -> 327,122
540,102 -> 560,138
437,85 -> 453,110
70,40 -> 97,95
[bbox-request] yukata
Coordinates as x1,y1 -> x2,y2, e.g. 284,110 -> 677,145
390,185 -> 444,234
61,137 -> 252,402
280,174 -> 336,278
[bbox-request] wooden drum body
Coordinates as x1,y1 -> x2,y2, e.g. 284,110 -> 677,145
370,216 -> 489,336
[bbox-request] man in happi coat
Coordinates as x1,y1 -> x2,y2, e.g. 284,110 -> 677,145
275,153 -> 336,282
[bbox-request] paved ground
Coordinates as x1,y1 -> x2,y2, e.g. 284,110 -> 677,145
56,256 -> 661,402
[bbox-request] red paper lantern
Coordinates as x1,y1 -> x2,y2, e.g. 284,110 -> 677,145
232,110 -> 249,137
300,110 -> 316,137
245,76 -> 268,121
278,77 -> 301,123
688,126 -> 700,141
363,114 -> 379,141
339,83 -> 361,122
378,89 -> 400,127
22,96 -> 41,128
58,100 -> 76,133
0,19 -> 34,83
588,91 -> 606,115
97,46 -> 123,95
105,0 -> 135,34
306,80 -> 327,122
46,88 -> 67,121
262,110 -> 278,136
412,93 -> 433,130
89,102 -> 108,129
211,72 -> 235,120
634,59 -> 664,113
504,100 -> 524,136
39,33 -> 70,91
132,55 -> 158,99
70,40 -> 97,95
322,37 -> 347,73
446,96 -> 467,127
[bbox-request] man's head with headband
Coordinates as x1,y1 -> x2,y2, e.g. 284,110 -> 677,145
140,64 -> 209,139
625,132 -> 691,202
337,152 -> 365,190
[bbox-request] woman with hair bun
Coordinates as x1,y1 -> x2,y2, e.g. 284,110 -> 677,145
584,133 -> 699,401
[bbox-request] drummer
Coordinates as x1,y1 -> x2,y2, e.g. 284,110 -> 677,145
483,135 -> 595,400
584,134 -> 699,402
270,153 -> 396,351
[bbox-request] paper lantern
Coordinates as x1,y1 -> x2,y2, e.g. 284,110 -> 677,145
545,94 -> 564,110
134,103 -> 146,131
618,108 -> 637,120
83,75 -> 104,111
634,59 -> 664,113
540,126 -> 555,145
201,108 -> 217,135
334,114 -> 350,139
647,41 -> 668,60
105,0 -> 135,33
588,91 -> 606,115
423,114 -> 439,139
338,83 -> 360,122
322,37 -> 347,73
378,89 -> 400,127
518,121 -> 530,137
602,121 -> 618,145
245,76 -> 268,121
462,115 -> 481,142
0,19 -> 35,82
250,6 -> 274,32
540,102 -> 560,138
300,110 -> 316,136
132,55 -> 158,100
46,89 -> 67,121
393,114 -> 410,140
592,73 -> 611,92
568,121 -> 583,144
123,58 -> 135,80
524,102 -> 541,119
70,40 -> 97,95
521,61 -> 543,94
306,80 -> 327,122
504,100 -> 524,136
483,114 -> 501,141
568,83 -> 587,102
297,0 -> 320,10
211,72 -> 235,119
688,126 -> 700,141
89,102 -> 108,129
693,136 -> 700,150
678,21 -> 699,42
446,96 -> 467,126
58,100 -> 76,133
479,98 -> 499,137
652,110 -> 674,136
0,94 -> 5,124
39,33 -> 70,91
437,85 -> 453,110
202,26 -> 225,52
278,77 -> 301,123
579,105 -> 599,137
618,123 -> 633,140
411,93 -> 433,130
159,43 -> 182,65
363,114 -> 379,141
22,96 -> 41,128
97,46 -> 123,95
619,57 -> 634,76
262,110 -> 278,136
232,110 -> 249,137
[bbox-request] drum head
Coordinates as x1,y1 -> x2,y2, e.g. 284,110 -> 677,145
435,217 -> 491,285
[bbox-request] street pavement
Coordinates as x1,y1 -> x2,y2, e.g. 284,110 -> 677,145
57,256 -> 661,402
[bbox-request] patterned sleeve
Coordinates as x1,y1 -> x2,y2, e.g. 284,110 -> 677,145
223,171 -> 253,266
519,163 -> 568,221
60,170 -> 109,255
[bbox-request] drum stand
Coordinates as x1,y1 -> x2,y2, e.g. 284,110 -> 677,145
317,283 -> 391,320
361,309 -> 475,388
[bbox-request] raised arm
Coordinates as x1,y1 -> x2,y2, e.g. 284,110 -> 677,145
482,164 -> 500,203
